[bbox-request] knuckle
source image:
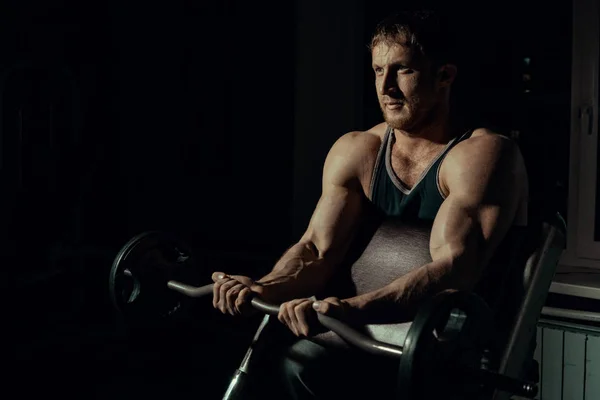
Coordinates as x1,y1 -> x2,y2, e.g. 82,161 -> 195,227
219,282 -> 232,295
279,308 -> 288,319
234,297 -> 244,308
295,304 -> 308,316
226,285 -> 239,298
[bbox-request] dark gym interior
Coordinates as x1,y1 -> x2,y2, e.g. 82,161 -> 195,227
5,0 -> 575,399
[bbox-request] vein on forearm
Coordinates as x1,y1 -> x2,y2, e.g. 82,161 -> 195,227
346,258 -> 463,324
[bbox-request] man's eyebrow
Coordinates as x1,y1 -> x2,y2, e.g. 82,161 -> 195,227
372,60 -> 409,69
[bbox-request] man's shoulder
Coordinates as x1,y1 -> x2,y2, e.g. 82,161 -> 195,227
331,123 -> 386,154
448,128 -> 518,165
439,127 -> 525,195
325,124 -> 387,189
341,122 -> 387,143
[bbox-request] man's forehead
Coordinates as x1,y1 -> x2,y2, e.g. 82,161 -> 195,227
371,42 -> 414,63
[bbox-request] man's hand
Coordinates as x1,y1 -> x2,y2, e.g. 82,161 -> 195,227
278,297 -> 350,337
211,272 -> 261,316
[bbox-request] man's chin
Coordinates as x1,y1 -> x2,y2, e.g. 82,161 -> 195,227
383,116 -> 411,130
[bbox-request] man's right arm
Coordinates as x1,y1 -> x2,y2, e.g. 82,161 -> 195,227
212,131 -> 376,313
256,131 -> 371,301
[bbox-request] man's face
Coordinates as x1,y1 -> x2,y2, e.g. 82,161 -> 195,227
372,41 -> 445,131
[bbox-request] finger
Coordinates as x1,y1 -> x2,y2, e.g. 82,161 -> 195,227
278,302 -> 298,336
285,299 -> 312,336
225,284 -> 244,315
288,302 -> 302,336
313,298 -> 342,319
235,287 -> 254,315
312,301 -> 331,316
229,274 -> 254,287
217,279 -> 239,313
294,301 -> 314,337
211,272 -> 229,308
212,279 -> 226,309
211,272 -> 228,283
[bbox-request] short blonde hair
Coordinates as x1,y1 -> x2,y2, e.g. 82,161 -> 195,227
369,10 -> 458,70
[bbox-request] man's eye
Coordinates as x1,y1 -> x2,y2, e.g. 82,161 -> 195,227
374,67 -> 384,74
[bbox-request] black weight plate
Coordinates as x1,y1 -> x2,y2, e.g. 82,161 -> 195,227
397,290 -> 494,400
109,231 -> 194,325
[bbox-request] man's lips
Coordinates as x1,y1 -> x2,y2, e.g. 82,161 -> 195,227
385,102 -> 403,110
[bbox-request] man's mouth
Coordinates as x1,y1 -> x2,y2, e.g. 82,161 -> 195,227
385,102 -> 403,110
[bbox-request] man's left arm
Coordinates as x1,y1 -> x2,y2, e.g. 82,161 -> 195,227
320,134 -> 527,324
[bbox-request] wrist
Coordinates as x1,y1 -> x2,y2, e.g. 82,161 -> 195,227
342,297 -> 368,325
250,281 -> 286,303
249,281 -> 263,293
343,286 -> 396,325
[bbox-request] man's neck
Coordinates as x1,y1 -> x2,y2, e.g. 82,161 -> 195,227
392,120 -> 457,152
392,101 -> 458,145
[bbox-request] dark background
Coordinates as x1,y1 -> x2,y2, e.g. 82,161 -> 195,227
4,0 -> 572,399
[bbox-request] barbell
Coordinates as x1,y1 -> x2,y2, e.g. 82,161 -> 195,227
109,231 -> 539,399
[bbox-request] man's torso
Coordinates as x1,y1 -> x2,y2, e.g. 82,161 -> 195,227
351,123 -> 528,225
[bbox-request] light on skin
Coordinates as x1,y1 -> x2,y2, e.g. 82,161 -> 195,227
371,40 -> 457,146
211,36 -> 526,338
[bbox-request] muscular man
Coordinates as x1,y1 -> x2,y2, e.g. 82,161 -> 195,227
213,10 -> 528,398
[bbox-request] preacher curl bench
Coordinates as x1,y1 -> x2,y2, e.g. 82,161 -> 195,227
109,210 -> 566,399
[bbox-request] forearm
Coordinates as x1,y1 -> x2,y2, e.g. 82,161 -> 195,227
344,259 -> 468,324
254,241 -> 336,302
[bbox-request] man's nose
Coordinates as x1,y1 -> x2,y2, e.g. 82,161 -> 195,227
378,70 -> 397,96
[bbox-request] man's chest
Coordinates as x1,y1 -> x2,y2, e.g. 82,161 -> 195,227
389,150 -> 443,188
359,144 -> 448,195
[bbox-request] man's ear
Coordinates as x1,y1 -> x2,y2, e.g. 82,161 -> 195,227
437,64 -> 458,87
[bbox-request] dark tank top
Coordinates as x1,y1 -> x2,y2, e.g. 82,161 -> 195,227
369,126 -> 473,220
361,126 -> 528,318
323,125 -> 531,365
